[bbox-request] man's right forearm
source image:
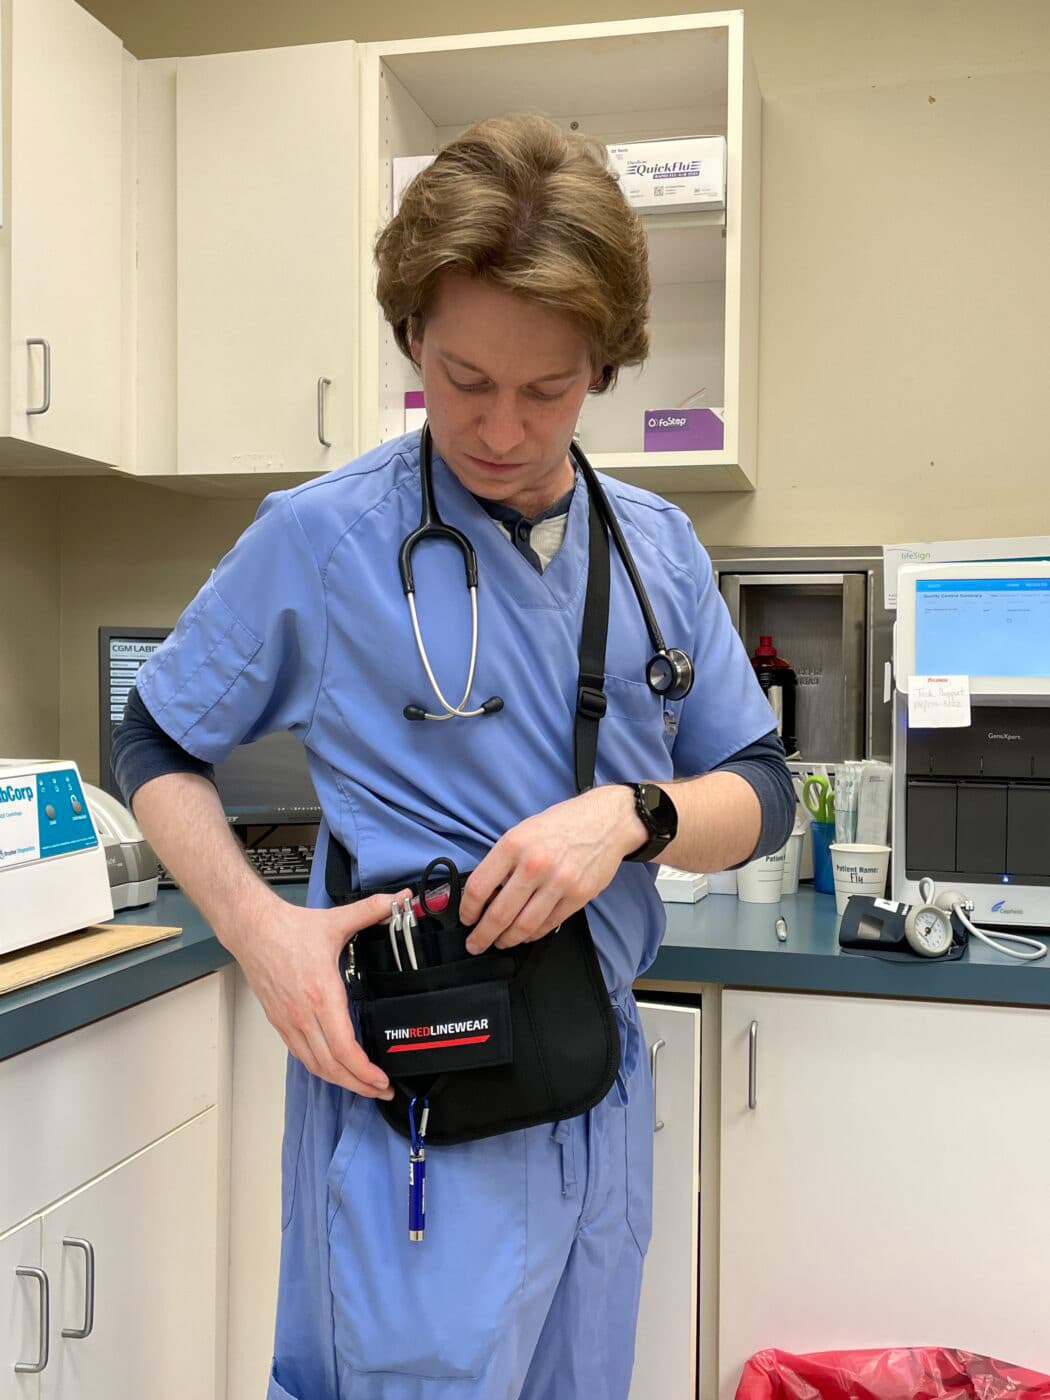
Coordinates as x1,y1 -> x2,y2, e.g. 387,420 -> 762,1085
131,772 -> 281,954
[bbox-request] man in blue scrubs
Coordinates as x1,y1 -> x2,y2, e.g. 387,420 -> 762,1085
114,114 -> 793,1398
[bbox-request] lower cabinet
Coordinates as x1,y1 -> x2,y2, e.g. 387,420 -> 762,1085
718,990 -> 1050,1398
0,974 -> 228,1397
39,1110 -> 219,1399
632,1001 -> 702,1400
5,1110 -> 219,1396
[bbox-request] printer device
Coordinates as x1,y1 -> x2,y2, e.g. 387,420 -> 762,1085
84,783 -> 159,913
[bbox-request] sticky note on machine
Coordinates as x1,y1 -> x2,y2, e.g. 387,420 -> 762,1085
908,675 -> 972,728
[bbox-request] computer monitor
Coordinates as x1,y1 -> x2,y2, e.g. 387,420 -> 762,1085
894,562 -> 1050,699
98,626 -> 322,825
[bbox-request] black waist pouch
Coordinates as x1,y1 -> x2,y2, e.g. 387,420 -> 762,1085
328,850 -> 620,1146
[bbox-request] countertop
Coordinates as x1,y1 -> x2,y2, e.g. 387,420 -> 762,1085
3,883 -> 1050,1061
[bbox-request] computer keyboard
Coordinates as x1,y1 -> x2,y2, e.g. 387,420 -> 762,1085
157,844 -> 314,888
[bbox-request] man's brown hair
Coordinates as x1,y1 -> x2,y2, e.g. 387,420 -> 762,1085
375,113 -> 651,391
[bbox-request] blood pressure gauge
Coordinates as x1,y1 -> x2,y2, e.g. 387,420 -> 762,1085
903,902 -> 954,957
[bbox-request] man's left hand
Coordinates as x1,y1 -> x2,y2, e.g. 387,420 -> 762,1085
459,785 -> 647,954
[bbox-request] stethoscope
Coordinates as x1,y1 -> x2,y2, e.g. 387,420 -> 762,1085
401,422 -> 695,721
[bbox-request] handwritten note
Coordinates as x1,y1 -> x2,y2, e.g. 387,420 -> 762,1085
908,675 -> 971,728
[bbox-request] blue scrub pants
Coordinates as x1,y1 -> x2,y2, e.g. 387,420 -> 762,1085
268,994 -> 654,1400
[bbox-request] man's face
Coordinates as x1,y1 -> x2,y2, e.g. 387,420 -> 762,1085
410,272 -> 597,516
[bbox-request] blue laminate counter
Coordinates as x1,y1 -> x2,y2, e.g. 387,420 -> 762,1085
0,885 -> 311,1060
3,884 -> 1050,1061
648,888 -> 1050,1006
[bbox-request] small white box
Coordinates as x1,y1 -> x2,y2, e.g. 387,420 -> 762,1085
606,136 -> 726,212
655,866 -> 709,903
392,154 -> 436,215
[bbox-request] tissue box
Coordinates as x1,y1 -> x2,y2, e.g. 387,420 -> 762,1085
644,408 -> 724,452
607,136 -> 726,212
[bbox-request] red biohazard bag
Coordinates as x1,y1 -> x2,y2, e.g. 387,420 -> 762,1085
735,1347 -> 1050,1399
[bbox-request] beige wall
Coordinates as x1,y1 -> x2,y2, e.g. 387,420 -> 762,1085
2,0 -> 1048,777
58,479 -> 258,782
1,480 -> 62,759
695,63 -> 1050,545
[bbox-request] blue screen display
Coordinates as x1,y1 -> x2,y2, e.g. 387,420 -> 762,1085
915,578 -> 1050,676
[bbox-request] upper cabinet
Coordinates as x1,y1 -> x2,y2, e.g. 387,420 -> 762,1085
4,8 -> 760,492
0,0 -> 125,470
173,42 -> 359,480
358,15 -> 761,492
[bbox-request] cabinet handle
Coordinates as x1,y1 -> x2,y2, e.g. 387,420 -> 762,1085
26,338 -> 51,415
748,1020 -> 758,1110
61,1238 -> 95,1340
317,376 -> 332,447
14,1266 -> 50,1374
649,1037 -> 667,1133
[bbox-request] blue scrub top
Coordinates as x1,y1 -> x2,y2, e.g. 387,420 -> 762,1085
137,433 -> 774,993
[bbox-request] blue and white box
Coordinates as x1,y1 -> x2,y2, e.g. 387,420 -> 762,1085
0,759 -> 113,953
606,136 -> 726,212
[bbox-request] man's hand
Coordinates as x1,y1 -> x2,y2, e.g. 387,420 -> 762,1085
224,889 -> 410,1099
459,786 -> 646,954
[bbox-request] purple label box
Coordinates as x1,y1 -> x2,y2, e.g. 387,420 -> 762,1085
643,408 -> 724,452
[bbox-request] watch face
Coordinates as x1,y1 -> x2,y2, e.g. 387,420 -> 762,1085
639,783 -> 677,839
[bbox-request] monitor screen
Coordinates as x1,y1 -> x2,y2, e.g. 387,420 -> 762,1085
914,578 -> 1050,678
99,627 -> 321,825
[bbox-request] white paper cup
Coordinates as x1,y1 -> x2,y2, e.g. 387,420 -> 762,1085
707,869 -> 738,895
780,829 -> 805,896
829,843 -> 891,915
737,846 -> 787,904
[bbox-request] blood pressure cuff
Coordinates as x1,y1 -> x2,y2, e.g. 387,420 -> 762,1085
326,845 -> 620,1146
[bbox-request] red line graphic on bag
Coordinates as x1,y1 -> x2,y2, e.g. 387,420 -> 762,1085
388,1034 -> 491,1053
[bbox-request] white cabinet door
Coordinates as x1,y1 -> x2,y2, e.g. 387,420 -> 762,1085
176,41 -> 358,477
9,0 -> 124,465
632,1001 -> 702,1400
1,1218 -> 44,1396
719,991 -> 1050,1399
40,1109 -> 220,1400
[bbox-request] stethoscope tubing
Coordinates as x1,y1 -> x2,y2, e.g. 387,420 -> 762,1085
401,421 -> 692,720
406,586 -> 483,720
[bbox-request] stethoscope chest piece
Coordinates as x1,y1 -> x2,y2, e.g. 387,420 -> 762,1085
646,647 -> 694,701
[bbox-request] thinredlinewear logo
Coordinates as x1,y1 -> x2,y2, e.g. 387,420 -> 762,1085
384,1018 -> 491,1053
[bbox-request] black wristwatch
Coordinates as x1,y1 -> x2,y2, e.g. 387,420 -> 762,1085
623,782 -> 678,863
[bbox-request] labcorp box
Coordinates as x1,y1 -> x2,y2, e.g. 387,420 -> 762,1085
607,136 -> 726,212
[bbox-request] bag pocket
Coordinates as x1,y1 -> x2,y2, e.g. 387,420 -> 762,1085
363,978 -> 513,1078
354,947 -> 518,1078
